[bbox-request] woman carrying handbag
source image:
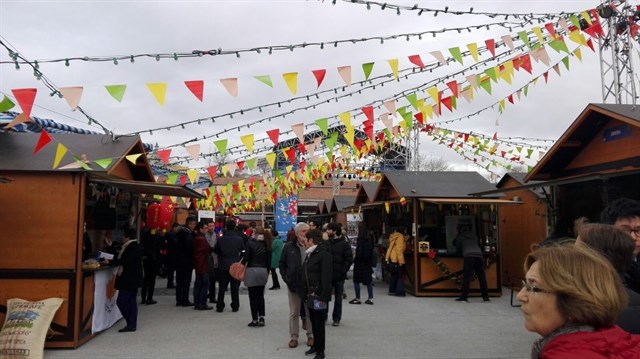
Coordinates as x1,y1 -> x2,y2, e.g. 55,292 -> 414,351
243,226 -> 272,327
303,229 -> 332,359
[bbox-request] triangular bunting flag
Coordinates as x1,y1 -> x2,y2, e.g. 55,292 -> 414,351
265,152 -> 276,169
311,69 -> 326,88
157,149 -> 171,164
266,128 -> 280,145
501,35 -> 514,50
207,166 -> 218,181
126,153 -> 142,164
11,88 -> 37,118
449,47 -> 463,64
467,43 -> 479,62
0,96 -> 16,112
430,51 -> 446,65
33,130 -> 52,154
254,75 -> 273,88
485,39 -> 496,57
337,66 -> 352,86
240,134 -> 255,153
95,158 -> 113,169
220,78 -> 238,97
362,62 -> 374,81
383,100 -> 396,114
105,84 -> 126,102
408,54 -> 425,69
53,143 -> 67,169
146,83 -> 167,106
387,59 -> 399,80
315,118 -> 328,136
283,72 -> 298,94
59,86 -> 83,111
291,123 -> 305,143
184,80 -> 204,101
214,139 -> 228,156
246,158 -> 256,171
187,169 -> 199,185
185,144 -> 200,162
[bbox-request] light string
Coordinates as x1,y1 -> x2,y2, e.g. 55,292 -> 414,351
0,16 -> 558,67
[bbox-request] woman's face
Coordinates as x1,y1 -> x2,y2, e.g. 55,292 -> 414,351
516,261 -> 566,337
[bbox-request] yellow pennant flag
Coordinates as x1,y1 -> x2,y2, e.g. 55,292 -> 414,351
421,105 -> 433,120
126,153 -> 142,164
574,48 -> 582,62
187,169 -> 199,185
240,134 -> 254,153
344,130 -> 355,147
568,30 -> 587,46
532,27 -> 544,42
466,43 -> 479,62
146,83 -> 167,106
426,86 -> 439,103
338,112 -> 351,128
285,164 -> 293,174
387,59 -> 399,80
340,145 -> 348,159
385,202 -> 390,213
580,11 -> 592,25
221,164 -> 229,176
53,143 -> 67,169
265,152 -> 276,169
282,72 -> 298,94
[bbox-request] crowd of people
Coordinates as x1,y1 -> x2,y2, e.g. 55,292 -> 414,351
100,196 -> 640,358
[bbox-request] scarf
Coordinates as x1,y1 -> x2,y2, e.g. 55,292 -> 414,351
305,245 -> 318,257
530,324 -> 595,359
116,239 -> 136,276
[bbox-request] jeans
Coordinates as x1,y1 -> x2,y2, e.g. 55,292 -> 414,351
247,286 -> 265,320
116,288 -> 138,330
193,272 -> 210,309
331,280 -> 344,322
354,281 -> 373,299
388,265 -> 405,296
460,256 -> 489,299
216,270 -> 240,311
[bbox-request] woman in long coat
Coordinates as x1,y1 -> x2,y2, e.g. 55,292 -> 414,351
349,225 -> 374,305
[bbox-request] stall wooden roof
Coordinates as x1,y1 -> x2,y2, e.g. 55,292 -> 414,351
0,132 -> 153,181
374,171 -> 496,201
333,195 -> 356,211
353,181 -> 379,205
525,103 -> 640,182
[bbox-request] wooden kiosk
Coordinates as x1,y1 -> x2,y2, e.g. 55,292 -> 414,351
356,171 -> 518,297
0,132 -> 203,348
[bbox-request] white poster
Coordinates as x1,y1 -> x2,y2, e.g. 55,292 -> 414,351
92,267 -> 122,334
346,213 -> 363,247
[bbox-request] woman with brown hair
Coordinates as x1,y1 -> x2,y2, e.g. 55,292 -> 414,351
517,243 -> 640,357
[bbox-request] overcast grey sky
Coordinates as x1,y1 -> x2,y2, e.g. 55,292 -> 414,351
0,0 -> 605,176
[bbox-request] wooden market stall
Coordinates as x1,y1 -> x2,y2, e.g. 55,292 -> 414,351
357,171 -> 520,297
0,132 -> 203,348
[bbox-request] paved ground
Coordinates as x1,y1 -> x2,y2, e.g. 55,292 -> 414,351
45,276 -> 537,359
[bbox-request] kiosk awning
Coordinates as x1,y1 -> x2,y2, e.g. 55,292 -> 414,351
89,176 -> 205,199
419,198 -> 521,205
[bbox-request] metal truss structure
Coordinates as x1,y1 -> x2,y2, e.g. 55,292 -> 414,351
598,1 -> 638,105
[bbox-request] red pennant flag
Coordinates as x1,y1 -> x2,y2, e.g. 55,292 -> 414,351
12,88 -> 37,118
508,94 -> 514,104
501,151 -> 506,158
631,23 -> 640,40
207,166 -> 217,181
441,96 -> 453,112
544,23 -> 557,38
299,161 -> 306,171
179,175 -> 187,186
408,54 -> 425,69
364,125 -> 374,141
285,147 -> 296,163
492,132 -> 498,141
463,133 -> 469,142
184,80 -> 204,101
297,142 -> 306,154
312,69 -> 327,88
587,38 -> 595,52
414,112 -> 424,125
361,106 -> 374,123
543,71 -> 549,83
33,130 -> 52,154
512,57 -> 520,71
157,149 -> 171,164
519,54 -> 532,74
446,80 -> 459,98
266,129 -> 280,145
236,161 -> 245,172
485,39 -> 496,57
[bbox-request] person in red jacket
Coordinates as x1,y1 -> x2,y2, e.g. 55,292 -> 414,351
517,243 -> 640,358
193,221 -> 213,310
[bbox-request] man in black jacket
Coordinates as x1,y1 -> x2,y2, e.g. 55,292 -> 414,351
601,198 -> 640,293
175,217 -> 196,307
325,222 -> 353,327
109,228 -> 143,333
279,222 -> 314,349
213,220 -> 245,312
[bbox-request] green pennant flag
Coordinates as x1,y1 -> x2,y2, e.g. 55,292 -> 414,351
479,79 -> 492,94
401,111 -> 413,129
518,31 -> 531,48
506,164 -> 512,170
274,169 -> 283,179
484,68 -> 498,83
254,75 -> 274,88
105,85 -> 127,103
74,156 -> 92,171
213,139 -> 228,156
246,157 -> 256,170
549,38 -> 569,54
397,106 -> 407,116
449,47 -> 463,64
167,172 -> 178,184
0,96 -> 15,112
530,42 -> 542,50
562,57 -> 570,70
315,118 -> 329,136
526,148 -> 534,158
568,15 -> 581,28
383,128 -> 392,139
405,93 -> 419,110
527,165 -> 533,173
523,84 -> 529,96
451,96 -> 457,110
94,158 -> 113,169
362,62 -> 374,81
325,131 -> 338,150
